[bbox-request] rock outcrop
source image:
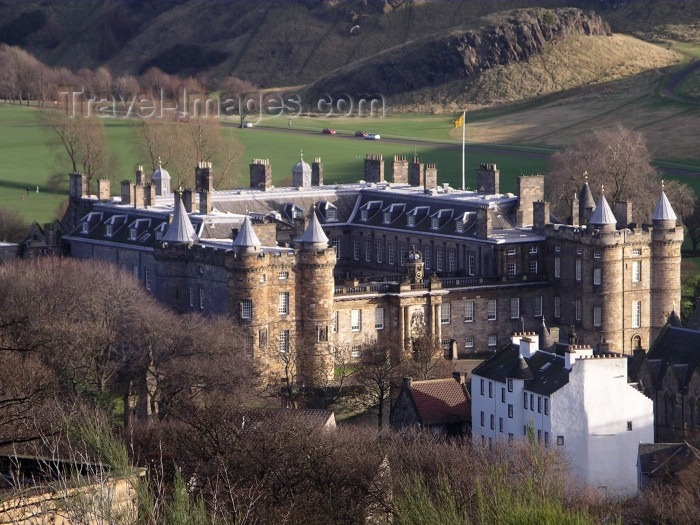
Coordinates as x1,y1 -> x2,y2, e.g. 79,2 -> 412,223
302,8 -> 611,100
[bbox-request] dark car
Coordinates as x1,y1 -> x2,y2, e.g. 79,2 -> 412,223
322,128 -> 336,135
354,130 -> 367,137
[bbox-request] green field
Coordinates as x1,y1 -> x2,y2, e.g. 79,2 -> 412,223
0,103 -> 697,228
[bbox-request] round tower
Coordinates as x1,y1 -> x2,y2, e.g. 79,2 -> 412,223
297,207 -> 336,385
650,185 -> 683,341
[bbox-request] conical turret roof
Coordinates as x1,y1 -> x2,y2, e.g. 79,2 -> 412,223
538,317 -> 554,351
300,207 -> 328,249
589,189 -> 616,226
652,186 -> 677,222
507,356 -> 534,380
667,308 -> 682,328
579,177 -> 595,211
163,195 -> 198,244
232,215 -> 261,252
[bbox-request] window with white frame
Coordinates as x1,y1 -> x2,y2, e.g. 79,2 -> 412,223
376,241 -> 383,263
327,209 -> 336,221
199,287 -> 205,310
424,249 -> 431,269
144,267 -> 152,291
575,299 -> 582,321
507,262 -> 517,277
383,212 -> 391,224
593,267 -> 602,285
129,228 -> 137,240
507,247 -> 516,256
632,248 -> 642,256
436,250 -> 443,271
351,345 -> 361,358
632,261 -> 641,283
488,334 -> 497,347
529,246 -> 538,254
278,270 -> 289,280
529,260 -> 538,275
241,299 -> 252,319
259,274 -> 265,283
632,301 -> 641,328
278,292 -> 289,315
487,299 -> 497,321
365,240 -> 371,262
374,308 -> 384,330
279,330 -> 289,353
468,253 -> 476,276
593,306 -> 601,327
431,217 -> 439,229
81,222 -> 89,234
508,404 -> 513,418
455,221 -> 463,233
353,240 -> 360,260
361,210 -> 368,221
575,259 -> 582,281
465,336 -> 474,349
441,302 -> 451,324
106,225 -> 113,237
464,300 -> 474,322
554,257 -> 560,278
534,296 -> 543,317
510,298 -> 520,319
399,245 -> 406,266
555,245 -> 561,253
351,309 -> 361,331
594,250 -> 602,259
554,296 -> 561,318
576,247 -> 582,255
387,242 -> 395,265
407,215 -> 415,227
447,249 -> 456,272
330,237 -> 340,254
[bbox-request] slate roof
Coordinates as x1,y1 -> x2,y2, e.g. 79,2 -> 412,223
579,180 -> 595,211
638,442 -> 700,479
163,196 -> 198,244
300,208 -> 329,246
652,190 -> 677,222
589,193 -> 616,226
232,215 -> 261,249
408,378 -> 470,426
473,343 -> 570,395
645,324 -> 700,391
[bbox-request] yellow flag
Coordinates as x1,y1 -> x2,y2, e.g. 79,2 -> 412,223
452,113 -> 463,128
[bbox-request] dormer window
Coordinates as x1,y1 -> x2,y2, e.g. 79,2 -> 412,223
383,212 -> 391,224
105,225 -> 113,237
407,215 -> 415,227
327,209 -> 337,221
129,228 -> 137,240
361,210 -> 369,221
82,222 -> 89,234
455,221 -> 464,233
431,217 -> 439,229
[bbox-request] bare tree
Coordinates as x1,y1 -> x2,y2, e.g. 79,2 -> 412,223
546,126 -> 695,224
0,44 -> 40,105
44,109 -> 114,192
0,206 -> 27,242
408,329 -> 452,381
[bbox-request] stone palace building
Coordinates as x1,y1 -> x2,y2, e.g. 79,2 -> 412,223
57,153 -> 682,383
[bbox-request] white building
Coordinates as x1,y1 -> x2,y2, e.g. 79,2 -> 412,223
471,329 -> 654,496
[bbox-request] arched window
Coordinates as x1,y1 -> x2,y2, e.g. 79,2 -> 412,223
631,335 -> 642,351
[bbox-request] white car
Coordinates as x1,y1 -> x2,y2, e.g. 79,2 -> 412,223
365,133 -> 380,140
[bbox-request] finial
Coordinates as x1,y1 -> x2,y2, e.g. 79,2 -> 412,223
300,150 -> 303,159
601,184 -> 605,195
661,179 -> 665,192
583,171 -> 588,182
158,156 -> 162,166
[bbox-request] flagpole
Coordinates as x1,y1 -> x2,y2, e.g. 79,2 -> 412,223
461,110 -> 466,190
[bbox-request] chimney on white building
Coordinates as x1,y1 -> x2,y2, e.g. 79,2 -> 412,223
512,332 -> 539,358
565,344 -> 594,369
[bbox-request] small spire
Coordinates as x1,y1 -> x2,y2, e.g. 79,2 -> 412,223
583,171 -> 588,182
661,179 -> 665,192
158,156 -> 162,167
601,184 -> 605,195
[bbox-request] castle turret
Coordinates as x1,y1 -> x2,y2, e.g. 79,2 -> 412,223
588,187 -> 616,232
297,206 -> 336,384
150,162 -> 171,196
650,184 -> 683,340
163,192 -> 198,244
579,176 -> 595,226
232,215 -> 261,254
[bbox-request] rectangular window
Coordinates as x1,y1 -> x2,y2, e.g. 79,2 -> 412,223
376,241 -> 383,263
593,306 -> 602,327
510,298 -> 520,319
388,242 -> 395,265
480,379 -> 484,395
400,244 -> 406,266
244,336 -> 254,356
351,345 -> 361,358
258,329 -> 267,348
365,240 -> 371,262
594,250 -> 602,259
241,299 -> 252,319
361,210 -> 369,221
538,430 -> 542,444
507,262 -> 517,277
278,270 -> 289,280
353,240 -> 360,260
106,225 -> 113,237
544,398 -> 549,415
468,254 -> 476,276
575,259 -> 582,281
279,330 -> 289,353
508,404 -> 514,418
545,432 -> 549,447
278,292 -> 289,315
330,237 -> 339,254
487,299 -> 497,321
465,336 -> 474,349
259,274 -> 265,283
529,260 -> 538,275
555,245 -> 561,253
374,308 -> 384,330
632,301 -> 641,328
557,435 -> 565,446
488,381 -> 493,398
189,286 -> 194,308
537,396 -> 542,413
332,311 -> 338,333
199,288 -> 205,310
441,302 -> 451,324
407,215 -> 415,227
508,433 -> 514,444
593,267 -> 602,285
508,378 -> 513,392
576,247 -> 582,255
575,299 -> 582,321
530,393 -> 534,411
436,250 -> 443,271
554,257 -> 560,278
632,248 -> 642,256
490,414 -> 495,430
351,309 -> 362,331
534,296 -> 543,317
499,417 -> 503,433
523,392 -> 528,409
447,249 -> 456,272
554,296 -> 561,318
529,246 -> 538,254
501,388 -> 505,403
144,267 -> 152,291
488,335 -> 497,347
632,261 -> 641,283
480,411 -> 485,427
424,249 -> 431,270
464,300 -> 474,322
507,248 -> 516,256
